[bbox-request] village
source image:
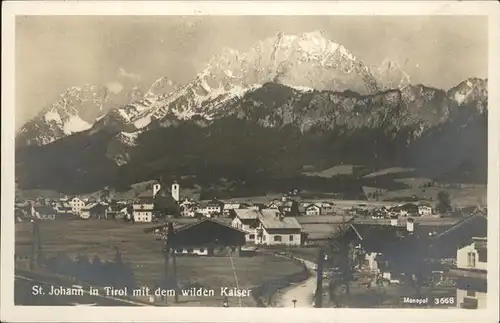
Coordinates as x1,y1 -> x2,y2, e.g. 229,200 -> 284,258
14,180 -> 488,309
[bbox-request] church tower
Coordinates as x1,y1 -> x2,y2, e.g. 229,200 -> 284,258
171,182 -> 180,202
153,182 -> 162,197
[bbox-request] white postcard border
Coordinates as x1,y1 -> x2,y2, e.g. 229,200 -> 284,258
2,1 -> 499,323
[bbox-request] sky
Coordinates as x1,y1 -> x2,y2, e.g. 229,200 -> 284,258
15,15 -> 488,129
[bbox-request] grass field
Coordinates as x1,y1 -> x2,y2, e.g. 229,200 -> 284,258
303,164 -> 359,177
379,185 -> 486,208
15,220 -> 305,306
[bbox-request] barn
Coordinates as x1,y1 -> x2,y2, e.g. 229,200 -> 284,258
169,218 -> 247,257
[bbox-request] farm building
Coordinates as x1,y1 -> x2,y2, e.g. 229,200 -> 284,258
428,212 -> 487,259
170,218 -> 247,256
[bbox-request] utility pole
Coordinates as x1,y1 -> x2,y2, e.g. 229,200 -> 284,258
30,218 -> 43,271
168,222 -> 179,303
314,248 -> 325,308
163,222 -> 179,305
163,223 -> 171,305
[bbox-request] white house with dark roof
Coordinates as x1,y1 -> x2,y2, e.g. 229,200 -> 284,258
68,196 -> 86,215
256,209 -> 302,246
453,237 -> 487,309
231,209 -> 260,243
197,199 -> 224,218
133,197 -> 154,222
418,204 -> 433,216
305,203 -> 322,216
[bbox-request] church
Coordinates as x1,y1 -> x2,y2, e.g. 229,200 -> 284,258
132,180 -> 181,222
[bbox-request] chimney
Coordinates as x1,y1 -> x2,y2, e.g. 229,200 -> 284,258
390,216 -> 398,226
406,218 -> 415,233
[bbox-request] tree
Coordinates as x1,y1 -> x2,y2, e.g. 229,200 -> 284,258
436,191 -> 452,215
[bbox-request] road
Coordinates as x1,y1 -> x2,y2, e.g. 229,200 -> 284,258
14,271 -> 151,306
277,259 -> 317,308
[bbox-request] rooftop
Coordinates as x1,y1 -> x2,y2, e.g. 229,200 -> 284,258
259,213 -> 302,230
234,208 -> 260,220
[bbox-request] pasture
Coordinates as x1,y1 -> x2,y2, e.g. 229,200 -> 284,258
15,220 -> 304,307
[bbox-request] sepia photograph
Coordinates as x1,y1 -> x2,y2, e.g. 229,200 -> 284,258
1,1 -> 499,323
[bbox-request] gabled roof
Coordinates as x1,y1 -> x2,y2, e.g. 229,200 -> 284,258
259,214 -> 302,230
34,205 -> 56,215
234,208 -> 260,220
135,196 -> 154,204
260,208 -> 282,218
431,213 -> 487,241
82,203 -> 98,210
175,218 -> 247,234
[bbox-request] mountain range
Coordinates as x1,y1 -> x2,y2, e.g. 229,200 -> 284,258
15,31 -> 488,195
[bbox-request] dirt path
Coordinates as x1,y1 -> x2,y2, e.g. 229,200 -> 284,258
276,259 -> 317,308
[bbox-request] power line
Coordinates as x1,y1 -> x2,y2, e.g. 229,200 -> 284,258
227,247 -> 242,307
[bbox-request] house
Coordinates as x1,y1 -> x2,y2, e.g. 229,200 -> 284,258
197,199 -> 224,218
80,203 -> 107,220
15,207 -> 30,222
231,209 -> 260,243
170,218 -> 247,256
54,202 -> 73,215
223,202 -> 252,216
68,196 -> 86,215
388,205 -> 410,217
418,205 -> 433,216
305,204 -> 322,216
320,202 -> 334,213
428,212 -> 488,259
105,204 -> 128,220
255,209 -> 302,246
31,205 -> 56,220
132,197 -> 154,222
267,197 -> 300,217
179,199 -> 198,217
340,219 -> 430,280
401,203 -> 419,216
449,237 -> 487,309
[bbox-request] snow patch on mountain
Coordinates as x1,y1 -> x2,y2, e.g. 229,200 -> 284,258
117,131 -> 140,146
44,110 -> 62,124
63,115 -> 93,135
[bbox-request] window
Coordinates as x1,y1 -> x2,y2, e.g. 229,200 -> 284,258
187,248 -> 194,253
289,235 -> 294,241
274,235 -> 282,242
467,290 -> 476,297
478,249 -> 487,262
199,248 -> 205,253
263,235 -> 266,241
249,234 -> 255,239
467,252 -> 476,267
